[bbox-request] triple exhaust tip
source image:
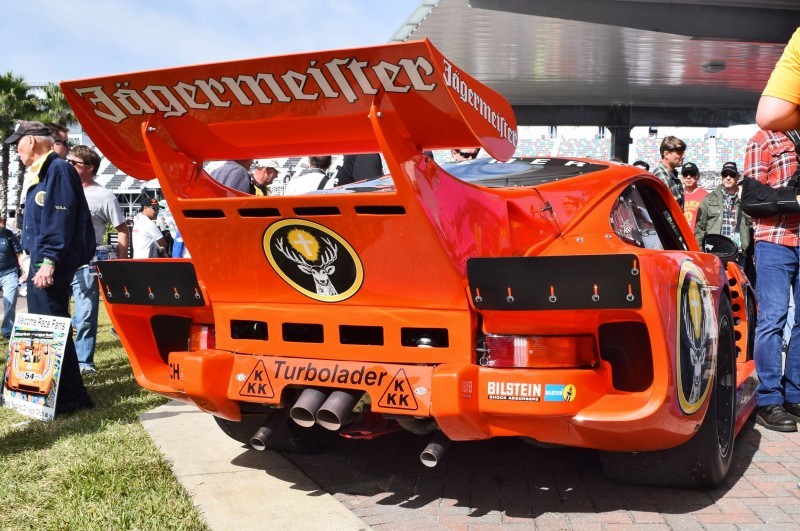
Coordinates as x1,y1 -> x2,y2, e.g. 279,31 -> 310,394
290,388 -> 361,431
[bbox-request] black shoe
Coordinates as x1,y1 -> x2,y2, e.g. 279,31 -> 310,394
783,402 -> 800,423
756,404 -> 798,432
55,396 -> 95,416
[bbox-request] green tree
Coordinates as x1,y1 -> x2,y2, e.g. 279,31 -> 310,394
0,71 -> 39,216
38,82 -> 75,127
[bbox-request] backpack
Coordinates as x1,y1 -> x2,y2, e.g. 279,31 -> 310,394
740,130 -> 800,218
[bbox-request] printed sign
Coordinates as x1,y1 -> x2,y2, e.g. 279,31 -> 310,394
2,313 -> 71,421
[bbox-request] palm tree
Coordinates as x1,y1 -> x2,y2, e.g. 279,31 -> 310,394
0,71 -> 39,216
38,82 -> 75,127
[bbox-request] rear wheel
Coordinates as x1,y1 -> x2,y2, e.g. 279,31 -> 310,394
601,296 -> 736,488
214,406 -> 338,453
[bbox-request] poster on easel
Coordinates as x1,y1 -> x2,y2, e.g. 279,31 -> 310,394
2,313 -> 70,421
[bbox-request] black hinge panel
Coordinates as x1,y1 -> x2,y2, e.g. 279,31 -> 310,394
467,254 -> 642,310
97,261 -> 206,307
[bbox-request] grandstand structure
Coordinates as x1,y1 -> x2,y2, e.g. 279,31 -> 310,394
0,125 -> 755,219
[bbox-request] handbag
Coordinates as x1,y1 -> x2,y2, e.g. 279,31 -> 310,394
740,130 -> 800,218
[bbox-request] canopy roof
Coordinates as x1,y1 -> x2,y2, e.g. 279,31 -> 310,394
393,0 -> 800,127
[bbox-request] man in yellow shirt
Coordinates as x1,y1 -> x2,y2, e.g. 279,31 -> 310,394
757,28 -> 800,131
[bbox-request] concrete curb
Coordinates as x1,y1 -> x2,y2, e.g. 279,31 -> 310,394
140,400 -> 370,530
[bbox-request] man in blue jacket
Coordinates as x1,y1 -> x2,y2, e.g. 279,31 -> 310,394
5,121 -> 96,415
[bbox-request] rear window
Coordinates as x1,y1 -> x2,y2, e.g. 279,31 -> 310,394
336,157 -> 609,193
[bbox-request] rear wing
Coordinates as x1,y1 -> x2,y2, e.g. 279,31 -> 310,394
61,39 -> 517,178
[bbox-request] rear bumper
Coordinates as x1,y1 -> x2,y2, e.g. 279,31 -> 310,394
160,349 -> 700,452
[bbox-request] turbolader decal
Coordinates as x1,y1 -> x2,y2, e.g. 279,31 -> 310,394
264,219 -> 363,302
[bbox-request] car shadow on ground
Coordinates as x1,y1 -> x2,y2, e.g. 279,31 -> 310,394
226,416 -> 762,521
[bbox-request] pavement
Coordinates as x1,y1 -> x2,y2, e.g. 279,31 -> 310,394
141,399 -> 800,530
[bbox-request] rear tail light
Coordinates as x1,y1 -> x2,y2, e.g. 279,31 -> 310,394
189,324 -> 216,350
480,335 -> 597,368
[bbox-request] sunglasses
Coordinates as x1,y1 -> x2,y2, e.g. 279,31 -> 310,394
54,140 -> 72,148
455,150 -> 478,159
66,159 -> 86,167
721,173 -> 737,178
682,174 -> 698,178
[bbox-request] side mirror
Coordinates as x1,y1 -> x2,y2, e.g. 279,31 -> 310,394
702,234 -> 738,265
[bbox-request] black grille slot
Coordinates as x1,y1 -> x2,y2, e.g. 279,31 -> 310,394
239,208 -> 280,218
355,205 -> 406,215
183,209 -> 225,218
231,320 -> 268,340
283,323 -> 324,343
340,325 -> 384,345
401,327 -> 449,348
293,206 -> 340,216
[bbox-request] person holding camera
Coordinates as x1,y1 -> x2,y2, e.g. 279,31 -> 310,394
745,128 -> 800,432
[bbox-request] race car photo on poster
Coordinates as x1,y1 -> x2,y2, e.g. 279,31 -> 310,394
62,39 -> 757,488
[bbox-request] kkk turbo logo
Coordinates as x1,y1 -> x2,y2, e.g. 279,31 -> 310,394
676,261 -> 717,415
264,219 -> 363,302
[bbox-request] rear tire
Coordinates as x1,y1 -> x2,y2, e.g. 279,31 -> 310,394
214,406 -> 338,453
601,296 -> 736,488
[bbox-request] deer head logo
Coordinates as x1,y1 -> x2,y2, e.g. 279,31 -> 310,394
264,219 -> 363,302
275,235 -> 339,296
676,264 -> 716,414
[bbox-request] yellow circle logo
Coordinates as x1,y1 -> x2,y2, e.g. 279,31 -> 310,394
676,261 -> 716,415
264,219 -> 363,303
563,384 -> 577,401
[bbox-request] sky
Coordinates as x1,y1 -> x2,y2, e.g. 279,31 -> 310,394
2,0 -> 422,84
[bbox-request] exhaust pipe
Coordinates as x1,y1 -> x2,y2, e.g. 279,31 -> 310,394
290,388 -> 329,427
316,390 -> 362,431
249,413 -> 283,451
420,432 -> 451,468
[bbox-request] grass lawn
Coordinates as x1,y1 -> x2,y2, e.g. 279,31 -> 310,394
0,303 -> 208,530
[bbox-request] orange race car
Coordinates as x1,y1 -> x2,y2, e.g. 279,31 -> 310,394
6,338 -> 54,396
62,40 -> 757,488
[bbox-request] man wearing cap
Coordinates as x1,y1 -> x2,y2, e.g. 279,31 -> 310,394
681,162 -> 707,231
251,159 -> 280,196
132,197 -> 168,258
652,136 -> 687,208
4,120 -> 96,415
68,145 -> 129,374
695,162 -> 752,268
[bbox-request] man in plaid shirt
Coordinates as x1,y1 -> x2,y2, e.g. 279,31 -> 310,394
746,128 -> 800,431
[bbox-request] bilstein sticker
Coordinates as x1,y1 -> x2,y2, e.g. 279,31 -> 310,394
264,219 -> 363,302
487,381 -> 541,401
544,384 -> 576,402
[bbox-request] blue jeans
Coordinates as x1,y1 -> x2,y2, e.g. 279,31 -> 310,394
71,266 -> 99,369
1,268 -> 19,337
754,241 -> 800,405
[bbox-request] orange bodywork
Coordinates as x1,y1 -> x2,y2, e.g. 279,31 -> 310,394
6,340 -> 54,396
62,40 -> 756,453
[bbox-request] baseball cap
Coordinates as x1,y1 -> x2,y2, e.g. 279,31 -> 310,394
720,161 -> 739,176
681,162 -> 699,176
253,159 -> 281,170
4,120 -> 53,144
141,197 -> 160,209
